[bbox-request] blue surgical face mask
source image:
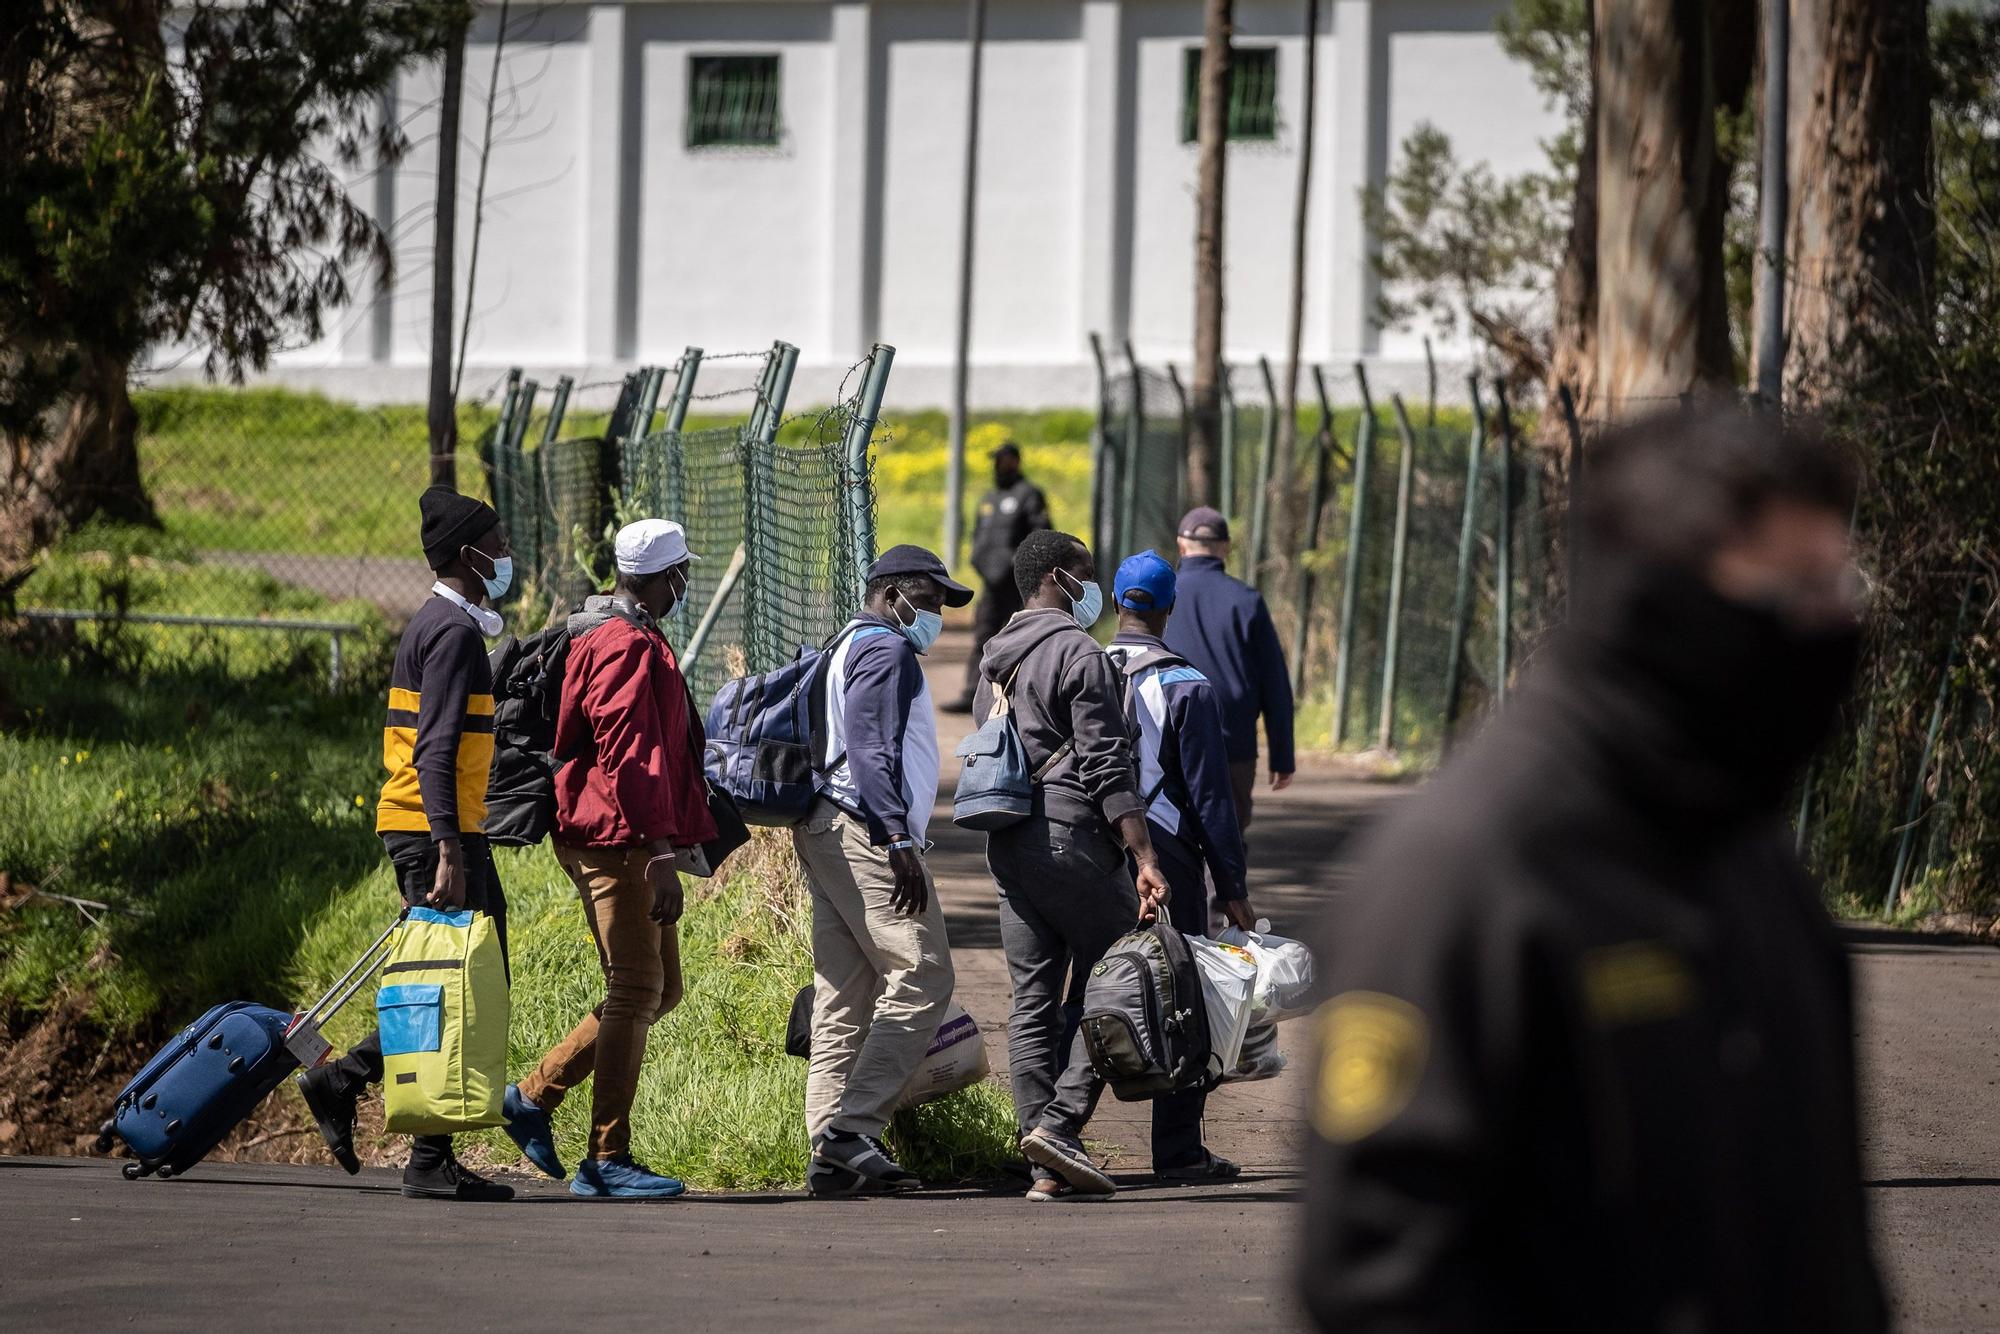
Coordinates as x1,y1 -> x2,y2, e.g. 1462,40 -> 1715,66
1058,569 -> 1103,630
893,589 -> 943,654
467,546 -> 513,601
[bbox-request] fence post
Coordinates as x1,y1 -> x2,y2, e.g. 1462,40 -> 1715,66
664,348 -> 704,434
1377,394 -> 1420,751
487,371 -> 522,524
1290,365 -> 1337,698
1119,340 -> 1144,564
633,366 -> 666,438
1442,376 -> 1486,749
1330,365 -> 1375,746
742,342 -> 799,670
1250,356 -> 1278,589
1218,364 -> 1237,540
510,378 -> 542,586
1088,334 -> 1113,582
1493,379 -> 1517,708
1166,364 -> 1191,545
541,375 -> 575,444
1884,582 -> 1974,916
1558,383 -> 1584,607
841,343 -> 895,586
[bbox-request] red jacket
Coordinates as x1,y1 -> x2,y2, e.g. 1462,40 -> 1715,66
553,607 -> 717,850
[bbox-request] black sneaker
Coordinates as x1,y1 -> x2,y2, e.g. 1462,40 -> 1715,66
402,1156 -> 515,1202
811,1129 -> 920,1192
294,1066 -> 360,1175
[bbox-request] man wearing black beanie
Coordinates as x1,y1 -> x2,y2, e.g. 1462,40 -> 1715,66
297,486 -> 523,1201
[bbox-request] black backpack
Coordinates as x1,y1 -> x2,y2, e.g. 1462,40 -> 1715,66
484,624 -> 575,847
1079,922 -> 1214,1101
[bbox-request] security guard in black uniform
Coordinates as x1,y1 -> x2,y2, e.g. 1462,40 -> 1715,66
944,441 -> 1049,712
1300,407 -> 1886,1333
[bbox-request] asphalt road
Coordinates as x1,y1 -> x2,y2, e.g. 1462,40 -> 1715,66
3,628 -> 1996,1330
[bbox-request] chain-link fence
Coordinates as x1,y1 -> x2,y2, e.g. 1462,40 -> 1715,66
1092,344 -> 1570,764
484,343 -> 887,704
13,347 -> 886,698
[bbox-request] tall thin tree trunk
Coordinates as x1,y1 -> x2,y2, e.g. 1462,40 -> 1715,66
1593,0 -> 1735,413
455,0 -> 512,405
1785,0 -> 1933,403
1189,0 -> 1234,508
1546,10 -> 1599,432
427,25 -> 467,489
1269,0 -> 1320,571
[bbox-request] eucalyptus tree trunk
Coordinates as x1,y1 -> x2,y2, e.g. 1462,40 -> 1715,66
1188,0 -> 1234,508
1783,0 -> 1933,402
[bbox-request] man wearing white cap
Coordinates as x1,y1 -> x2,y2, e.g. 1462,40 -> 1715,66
500,518 -> 713,1199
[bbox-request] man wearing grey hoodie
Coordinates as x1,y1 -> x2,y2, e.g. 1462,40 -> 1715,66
973,529 -> 1171,1201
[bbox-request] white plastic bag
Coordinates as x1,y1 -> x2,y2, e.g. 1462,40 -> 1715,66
1218,921 -> 1316,1024
1187,935 -> 1259,1077
896,1001 -> 992,1109
1223,1019 -> 1288,1083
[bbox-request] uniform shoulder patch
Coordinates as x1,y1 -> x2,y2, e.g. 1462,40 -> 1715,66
1311,991 -> 1429,1144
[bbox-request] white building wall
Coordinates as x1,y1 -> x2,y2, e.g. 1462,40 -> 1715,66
148,0 -> 1559,408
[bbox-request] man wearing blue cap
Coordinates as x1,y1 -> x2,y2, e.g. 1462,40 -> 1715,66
796,544 -> 973,1195
1108,550 -> 1258,1180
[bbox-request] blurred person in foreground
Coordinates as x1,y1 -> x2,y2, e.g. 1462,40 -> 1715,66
944,441 -> 1050,712
1300,406 -> 1885,1332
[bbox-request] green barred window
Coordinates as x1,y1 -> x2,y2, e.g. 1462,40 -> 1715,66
687,55 -> 782,148
1180,46 -> 1279,144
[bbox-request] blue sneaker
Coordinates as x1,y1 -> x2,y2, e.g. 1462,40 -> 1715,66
570,1155 -> 686,1199
502,1084 -> 565,1180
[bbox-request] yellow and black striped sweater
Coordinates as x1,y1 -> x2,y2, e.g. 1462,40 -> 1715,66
376,596 -> 495,837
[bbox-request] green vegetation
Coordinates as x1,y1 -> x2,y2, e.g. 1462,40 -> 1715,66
0,589 -> 1016,1187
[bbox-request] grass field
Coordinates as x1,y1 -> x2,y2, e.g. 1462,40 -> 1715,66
0,593 -> 1016,1187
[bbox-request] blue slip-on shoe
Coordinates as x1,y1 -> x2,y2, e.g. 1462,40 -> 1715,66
570,1155 -> 687,1199
502,1084 -> 566,1180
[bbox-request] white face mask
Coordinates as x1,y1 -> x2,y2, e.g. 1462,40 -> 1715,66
893,587 -> 944,654
1056,568 -> 1103,630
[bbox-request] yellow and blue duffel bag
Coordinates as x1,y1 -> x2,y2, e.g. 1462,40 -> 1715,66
377,907 -> 509,1135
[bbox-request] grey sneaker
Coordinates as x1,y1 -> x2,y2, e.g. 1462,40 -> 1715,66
811,1130 -> 920,1193
1021,1127 -> 1115,1196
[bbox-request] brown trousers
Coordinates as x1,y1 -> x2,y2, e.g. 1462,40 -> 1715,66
516,843 -> 683,1160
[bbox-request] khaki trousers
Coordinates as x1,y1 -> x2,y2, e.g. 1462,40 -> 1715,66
792,802 -> 954,1141
517,843 -> 683,1160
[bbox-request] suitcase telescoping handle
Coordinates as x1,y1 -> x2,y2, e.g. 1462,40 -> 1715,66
292,912 -> 408,1040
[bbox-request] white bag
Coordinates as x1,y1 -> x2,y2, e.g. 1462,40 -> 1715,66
1223,1020 -> 1288,1083
1218,921 -> 1316,1024
896,1001 -> 992,1110
1186,935 -> 1259,1077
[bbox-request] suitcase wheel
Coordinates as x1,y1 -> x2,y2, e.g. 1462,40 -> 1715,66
94,1120 -> 115,1154
121,1162 -> 145,1181
156,1165 -> 175,1180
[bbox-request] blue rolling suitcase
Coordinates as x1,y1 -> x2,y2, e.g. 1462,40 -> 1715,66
99,916 -> 402,1180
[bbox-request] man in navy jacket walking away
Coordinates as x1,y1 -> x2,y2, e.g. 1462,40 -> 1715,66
1164,507 -> 1295,828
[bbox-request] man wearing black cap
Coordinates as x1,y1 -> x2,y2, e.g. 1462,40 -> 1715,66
796,544 -> 973,1194
945,441 -> 1049,712
295,486 -> 519,1202
1166,506 -> 1295,827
